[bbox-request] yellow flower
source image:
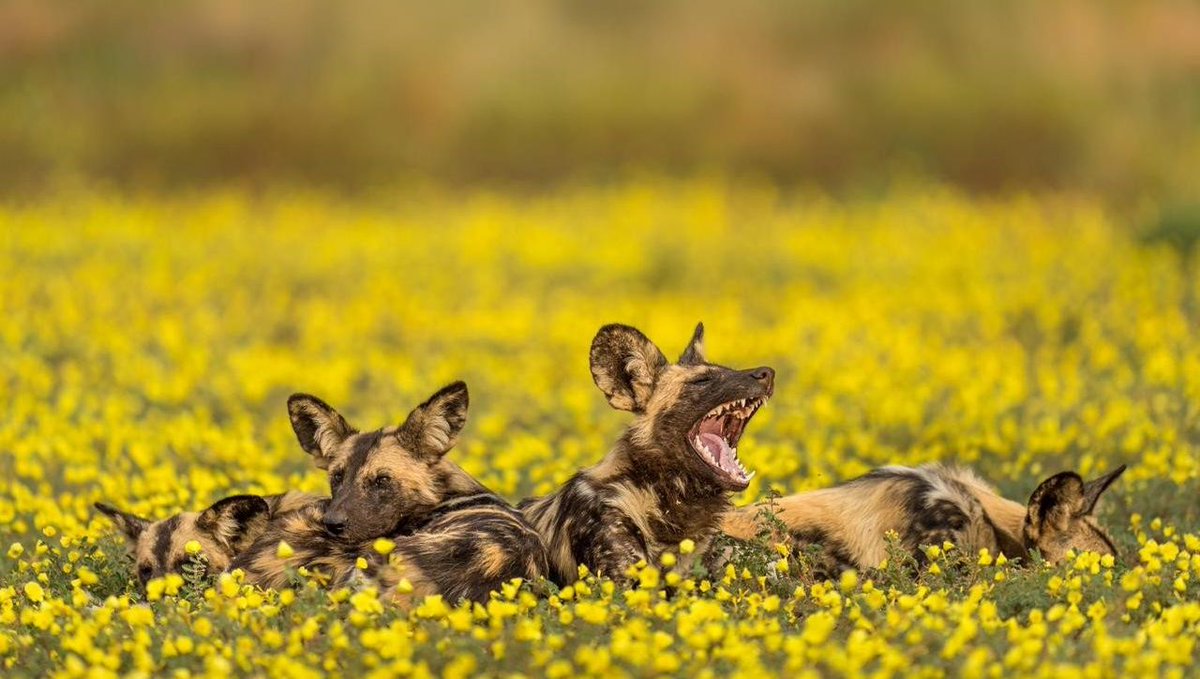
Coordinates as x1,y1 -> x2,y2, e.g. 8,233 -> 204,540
145,578 -> 166,601
218,574 -> 239,598
275,541 -> 294,559
415,595 -> 450,620
373,538 -> 395,555
193,617 -> 213,637
121,605 -> 154,627
76,567 -> 98,586
575,601 -> 608,625
350,589 -> 383,615
23,582 -> 43,603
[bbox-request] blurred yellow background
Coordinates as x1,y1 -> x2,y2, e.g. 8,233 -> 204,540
2,0 -> 1197,200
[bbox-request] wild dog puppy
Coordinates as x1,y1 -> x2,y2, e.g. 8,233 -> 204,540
94,490 -> 316,590
519,323 -> 775,585
722,463 -> 1126,576
231,382 -> 548,604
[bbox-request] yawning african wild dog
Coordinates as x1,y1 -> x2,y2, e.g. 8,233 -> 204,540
519,323 -> 774,584
721,463 -> 1126,576
230,382 -> 548,604
94,491 -> 316,590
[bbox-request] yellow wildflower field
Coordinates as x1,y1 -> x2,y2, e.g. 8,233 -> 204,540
1,183 -> 1198,677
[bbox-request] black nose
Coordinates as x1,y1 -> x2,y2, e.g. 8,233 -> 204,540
323,513 -> 346,536
751,367 -> 775,392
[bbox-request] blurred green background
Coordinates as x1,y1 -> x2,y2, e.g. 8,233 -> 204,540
1,0 -> 1197,199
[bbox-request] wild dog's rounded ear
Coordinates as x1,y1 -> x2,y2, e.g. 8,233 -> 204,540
1081,464 -> 1126,515
398,381 -> 470,460
1024,471 -> 1086,541
197,495 -> 272,553
287,394 -> 354,470
679,322 -> 707,365
589,324 -> 669,412
94,502 -> 151,544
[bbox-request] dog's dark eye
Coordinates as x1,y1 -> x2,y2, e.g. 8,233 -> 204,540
689,375 -> 714,385
372,473 -> 391,489
330,471 -> 345,489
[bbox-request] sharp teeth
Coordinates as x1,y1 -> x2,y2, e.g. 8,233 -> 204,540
746,471 -> 756,480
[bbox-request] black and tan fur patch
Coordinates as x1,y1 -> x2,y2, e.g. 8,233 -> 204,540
94,490 -> 320,590
722,463 -> 1126,575
520,322 -> 775,584
231,493 -> 548,605
250,383 -> 549,603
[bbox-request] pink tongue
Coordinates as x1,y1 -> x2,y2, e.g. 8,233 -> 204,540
698,432 -> 732,467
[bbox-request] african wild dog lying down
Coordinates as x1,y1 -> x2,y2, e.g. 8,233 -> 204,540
519,323 -> 775,585
230,382 -> 549,604
94,491 -> 317,590
722,463 -> 1126,576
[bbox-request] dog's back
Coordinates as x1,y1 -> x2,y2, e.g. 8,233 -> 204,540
232,491 -> 549,604
723,464 -> 1025,573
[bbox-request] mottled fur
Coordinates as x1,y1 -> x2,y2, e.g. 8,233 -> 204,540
231,494 -> 547,605
722,463 -> 1125,574
520,323 -> 775,584
241,383 -> 548,603
94,490 -> 319,590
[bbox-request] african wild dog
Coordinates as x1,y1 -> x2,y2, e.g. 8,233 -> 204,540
230,382 -> 549,604
94,491 -> 317,590
518,323 -> 774,585
721,463 -> 1126,576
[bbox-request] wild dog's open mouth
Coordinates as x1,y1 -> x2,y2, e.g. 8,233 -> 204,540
688,396 -> 766,489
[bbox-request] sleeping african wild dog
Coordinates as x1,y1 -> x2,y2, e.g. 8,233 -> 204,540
722,463 -> 1126,577
230,382 -> 549,604
519,322 -> 774,585
94,491 -> 317,590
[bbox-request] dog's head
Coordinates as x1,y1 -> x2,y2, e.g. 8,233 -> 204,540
94,495 -> 270,590
590,322 -> 774,491
287,382 -> 470,543
1023,464 -> 1125,563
